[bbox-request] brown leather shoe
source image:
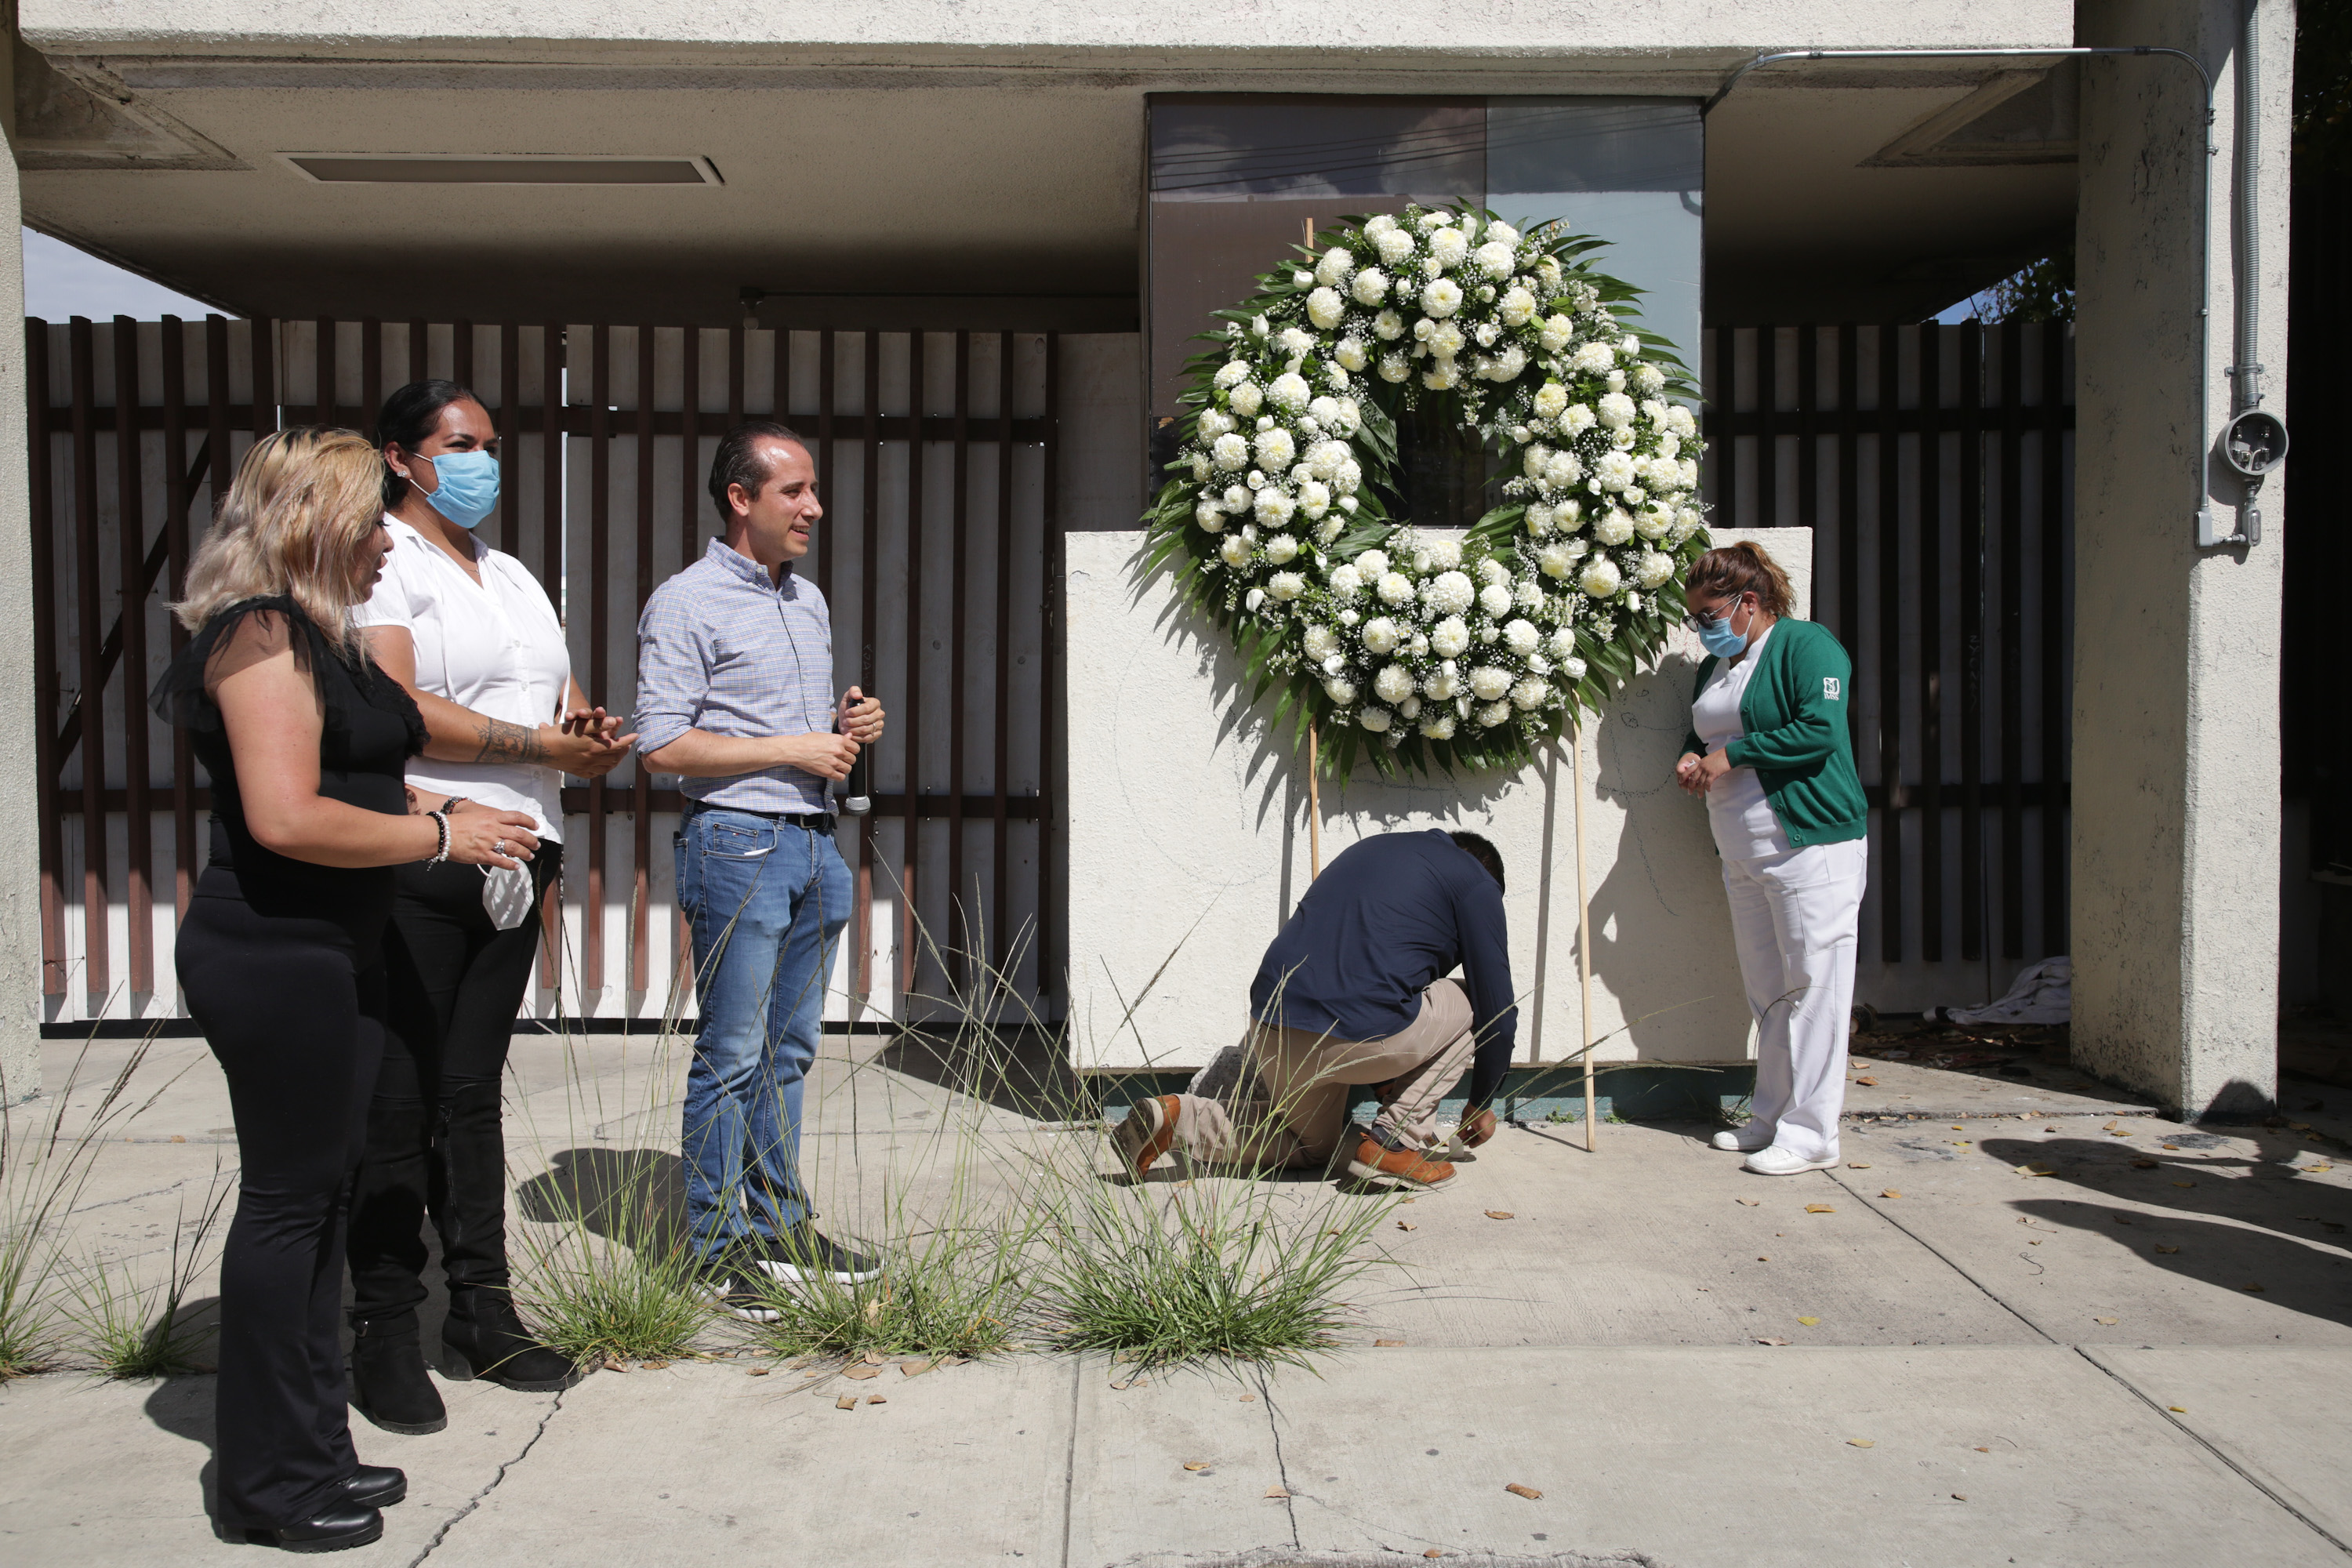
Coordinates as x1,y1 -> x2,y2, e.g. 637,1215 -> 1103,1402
1112,1094 -> 1182,1178
1345,1134 -> 1456,1191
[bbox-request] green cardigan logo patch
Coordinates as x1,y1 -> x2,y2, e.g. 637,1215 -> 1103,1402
1823,677 -> 1842,701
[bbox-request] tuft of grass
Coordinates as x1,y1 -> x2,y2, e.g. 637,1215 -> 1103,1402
62,1156 -> 230,1378
512,1231 -> 712,1367
746,1233 -> 1030,1361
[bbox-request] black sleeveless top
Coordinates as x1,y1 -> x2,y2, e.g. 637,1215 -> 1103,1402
153,597 -> 426,925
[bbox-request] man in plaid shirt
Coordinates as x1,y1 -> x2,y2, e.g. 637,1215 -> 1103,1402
636,419 -> 887,1316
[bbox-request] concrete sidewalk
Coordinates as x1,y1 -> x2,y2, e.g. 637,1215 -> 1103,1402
2,1033 -> 2348,1566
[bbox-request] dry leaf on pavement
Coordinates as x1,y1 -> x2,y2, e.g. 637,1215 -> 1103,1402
863,1350 -> 886,1366
2172,1180 -> 2196,1188
2169,1405 -> 2188,1413
2094,1317 -> 2118,1325
1881,1190 -> 1904,1200
1484,1210 -> 1515,1220
1805,1203 -> 1835,1214
1184,1462 -> 1210,1472
1755,1337 -> 1789,1346
1504,1483 -> 1544,1501
1265,1486 -> 1290,1499
1240,1394 -> 1258,1402
835,1396 -> 857,1410
1397,1221 -> 1417,1231
2155,1245 -> 2180,1254
747,1367 -> 771,1377
1853,1076 -> 1878,1087
901,1359 -> 933,1377
844,1364 -> 881,1381
1374,1338 -> 1407,1347
2132,1159 -> 2159,1169
2243,1283 -> 2267,1293
1846,1439 -> 1875,1449
1796,1316 -> 1820,1327
1847,1163 -> 1871,1169
867,1394 -> 887,1405
1737,1198 -> 1759,1206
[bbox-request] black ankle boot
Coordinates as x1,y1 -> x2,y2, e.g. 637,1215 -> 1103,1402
349,1318 -> 447,1435
442,1287 -> 582,1392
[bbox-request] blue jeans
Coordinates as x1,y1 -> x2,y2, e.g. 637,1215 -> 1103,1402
676,808 -> 852,1261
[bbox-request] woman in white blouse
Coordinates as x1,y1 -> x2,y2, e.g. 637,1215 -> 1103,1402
343,381 -> 635,1434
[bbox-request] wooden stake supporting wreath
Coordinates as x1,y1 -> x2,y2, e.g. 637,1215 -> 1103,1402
1149,204 -> 1713,1134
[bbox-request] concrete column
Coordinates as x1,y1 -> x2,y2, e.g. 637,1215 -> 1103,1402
0,22 -> 34,1103
2071,0 -> 2293,1119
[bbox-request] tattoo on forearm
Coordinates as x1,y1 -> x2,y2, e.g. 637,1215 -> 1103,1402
472,717 -> 547,765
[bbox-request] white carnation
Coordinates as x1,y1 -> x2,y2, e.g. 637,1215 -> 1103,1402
1544,451 -> 1583,490
1254,488 -> 1296,525
1485,345 -> 1527,381
1334,457 -> 1363,494
1501,618 -> 1540,655
1533,383 -> 1568,419
1212,433 -> 1250,471
1357,706 -> 1392,733
1635,506 -> 1671,541
1511,677 -> 1549,710
1373,309 -> 1406,340
1214,361 -> 1251,390
1278,326 -> 1313,357
1333,336 -> 1369,372
1306,288 -> 1345,331
1361,615 -> 1399,654
1523,444 -> 1552,478
1594,452 -> 1638,492
1416,209 -> 1450,234
1316,246 -> 1354,286
1430,321 -> 1465,359
1563,403 -> 1596,434
1255,427 -> 1297,470
1299,479 -> 1332,518
1476,557 -> 1510,586
1189,453 -> 1212,481
1429,227 -> 1469,268
1229,382 -> 1263,417
1538,543 -> 1579,579
1472,240 -> 1515,279
1421,363 -> 1460,391
1573,340 -> 1615,375
1468,665 -> 1512,701
1333,398 -> 1362,435
1500,286 -> 1537,327
1305,439 -> 1347,481
1419,712 -> 1457,741
1348,267 -> 1390,307
1425,537 -> 1462,571
1194,500 -> 1227,532
1681,458 -> 1700,489
1430,615 -> 1470,659
1633,364 -> 1664,396
1422,667 -> 1458,700
1328,564 -> 1364,599
1475,701 -> 1512,728
1323,677 -> 1357,706
1478,583 -> 1513,618
1197,408 -> 1234,440
1596,391 -> 1637,429
1422,570 -> 1475,615
1593,506 -> 1635,545
1374,663 -> 1416,704
1580,557 -> 1622,598
1268,571 -> 1306,601
1268,372 -> 1311,412
1377,571 -> 1414,605
1220,534 -> 1253,568
1380,354 -> 1411,383
1365,213 -> 1397,236
1223,483 -> 1250,512
1539,314 -> 1575,353
1635,550 -> 1675,589
1421,278 -> 1464,318
1302,625 -> 1339,662
1356,548 -> 1390,576
1264,532 -> 1299,564
1667,404 -> 1699,437
1514,580 -> 1544,609
1374,228 -> 1416,267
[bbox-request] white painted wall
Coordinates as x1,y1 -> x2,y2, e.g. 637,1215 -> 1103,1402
0,109 -> 37,1098
1065,525 -> 1814,1073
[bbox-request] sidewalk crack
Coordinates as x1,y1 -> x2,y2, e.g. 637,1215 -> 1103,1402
405,1385 -> 569,1566
1821,1167 -> 2058,1342
1255,1366 -> 1301,1549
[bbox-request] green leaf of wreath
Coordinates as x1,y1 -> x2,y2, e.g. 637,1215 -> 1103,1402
1140,201 -> 1712,778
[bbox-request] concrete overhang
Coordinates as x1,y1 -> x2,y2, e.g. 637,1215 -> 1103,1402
11,39 -> 2080,328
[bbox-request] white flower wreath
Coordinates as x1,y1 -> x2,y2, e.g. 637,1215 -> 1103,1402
1143,202 -> 1711,775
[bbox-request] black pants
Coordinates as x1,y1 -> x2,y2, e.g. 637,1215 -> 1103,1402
347,842 -> 561,1323
177,867 -> 388,1533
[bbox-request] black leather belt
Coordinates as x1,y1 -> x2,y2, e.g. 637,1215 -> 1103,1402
686,801 -> 837,832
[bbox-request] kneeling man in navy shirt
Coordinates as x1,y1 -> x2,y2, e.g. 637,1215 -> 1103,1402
1116,829 -> 1517,1191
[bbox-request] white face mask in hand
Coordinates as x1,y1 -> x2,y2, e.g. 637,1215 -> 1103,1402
481,863 -> 535,931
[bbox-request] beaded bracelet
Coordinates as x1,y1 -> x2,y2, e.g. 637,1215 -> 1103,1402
426,810 -> 452,866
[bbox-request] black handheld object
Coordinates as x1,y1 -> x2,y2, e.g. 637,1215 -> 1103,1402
841,741 -> 872,816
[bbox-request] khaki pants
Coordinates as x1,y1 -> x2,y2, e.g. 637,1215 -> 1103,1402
1170,979 -> 1476,1169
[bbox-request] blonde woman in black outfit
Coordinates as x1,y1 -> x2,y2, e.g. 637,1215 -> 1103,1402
156,428 -> 538,1553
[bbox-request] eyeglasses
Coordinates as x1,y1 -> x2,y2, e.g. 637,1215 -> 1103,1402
1682,596 -> 1743,631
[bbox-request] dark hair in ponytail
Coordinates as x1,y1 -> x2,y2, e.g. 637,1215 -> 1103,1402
376,379 -> 485,510
1684,539 -> 1795,617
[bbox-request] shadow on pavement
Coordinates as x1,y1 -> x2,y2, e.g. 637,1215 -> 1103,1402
514,1146 -> 688,1255
872,1024 -> 1088,1119
1982,1132 -> 2352,1331
141,1370 -> 220,1526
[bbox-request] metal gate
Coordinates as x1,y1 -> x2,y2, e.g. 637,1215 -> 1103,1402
1703,321 -> 2074,1012
30,314 -> 1062,1028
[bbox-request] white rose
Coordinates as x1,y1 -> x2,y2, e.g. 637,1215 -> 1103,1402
1357,706 -> 1392,733
1421,278 -> 1464,318
1374,663 -> 1416,704
1430,616 -> 1470,659
1607,369 -> 1627,394
1194,500 -> 1227,532
1422,570 -> 1475,615
1594,506 -> 1635,545
1375,228 -> 1416,266
1362,615 -> 1399,654
1499,286 -> 1537,327
1532,383 -> 1568,419
1473,240 -> 1515,279
1511,677 -> 1550,710
1246,587 -> 1266,612
1560,655 -> 1588,681
1220,535 -> 1253,568
1620,335 -> 1641,357
1306,287 -> 1345,331
1544,628 -> 1576,659
1539,314 -> 1575,353
1264,532 -> 1299,564
1635,550 -> 1675,589
1594,452 -> 1638,493
1269,571 -> 1305,601
1254,488 -> 1296,525
1580,557 -> 1622,598
1502,618 -> 1540,655
1399,695 -> 1422,718
1429,227 -> 1470,268
1478,583 -> 1513,618
1323,677 -> 1358,706
1563,404 -> 1596,434
1419,712 -> 1457,741
1377,571 -> 1414,605
1254,427 -> 1297,470
1212,433 -> 1250,471
1468,666 -> 1512,701
1269,372 -> 1312,412
1229,382 -> 1263,417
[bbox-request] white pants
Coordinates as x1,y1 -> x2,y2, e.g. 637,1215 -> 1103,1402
1722,837 -> 1867,1162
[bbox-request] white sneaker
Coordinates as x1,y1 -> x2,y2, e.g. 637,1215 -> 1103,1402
1743,1145 -> 1840,1176
1711,1125 -> 1774,1152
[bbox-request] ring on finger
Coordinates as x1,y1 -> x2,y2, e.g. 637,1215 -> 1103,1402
493,839 -> 506,855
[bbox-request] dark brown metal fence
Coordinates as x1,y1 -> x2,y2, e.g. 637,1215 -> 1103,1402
31,315 -> 1062,1025
1703,322 -> 2074,1002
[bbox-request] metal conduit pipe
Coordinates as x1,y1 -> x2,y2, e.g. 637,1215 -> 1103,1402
1703,42 -> 2264,550
2233,1 -> 2264,412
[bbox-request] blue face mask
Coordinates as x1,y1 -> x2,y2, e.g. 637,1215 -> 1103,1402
1697,601 -> 1750,659
417,448 -> 500,530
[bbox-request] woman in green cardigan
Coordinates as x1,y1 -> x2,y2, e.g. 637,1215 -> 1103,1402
1673,542 -> 1869,1176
